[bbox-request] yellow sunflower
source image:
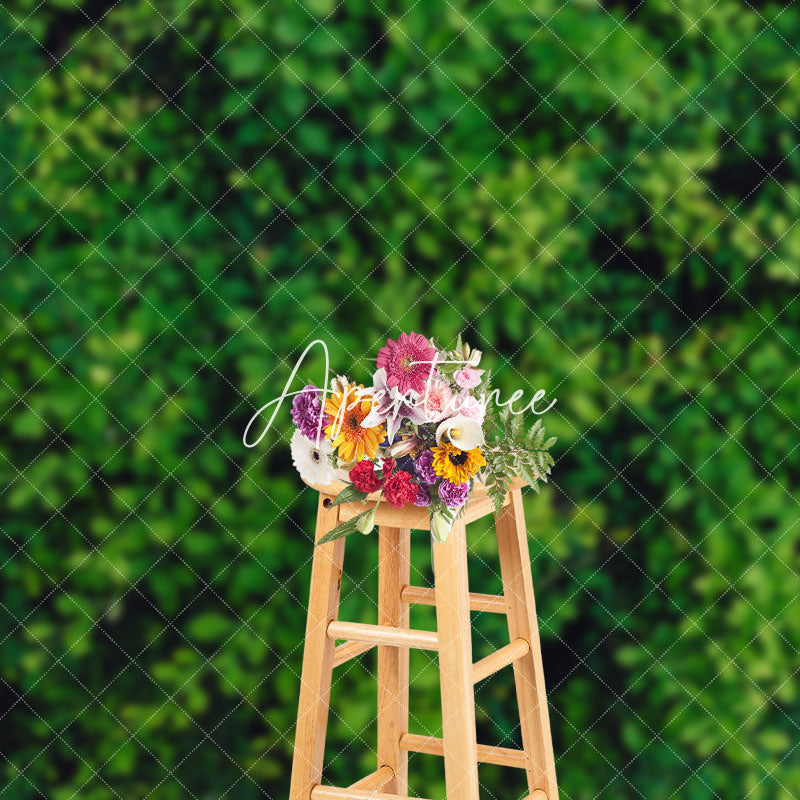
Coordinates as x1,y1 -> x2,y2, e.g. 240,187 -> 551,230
431,442 -> 486,484
324,384 -> 384,463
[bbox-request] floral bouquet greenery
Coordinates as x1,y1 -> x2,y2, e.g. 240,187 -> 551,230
289,332 -> 556,543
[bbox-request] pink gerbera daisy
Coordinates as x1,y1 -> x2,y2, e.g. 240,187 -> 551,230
376,332 -> 436,395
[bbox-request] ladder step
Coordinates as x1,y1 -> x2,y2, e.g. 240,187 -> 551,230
472,637 -> 530,683
399,733 -> 528,769
332,640 -> 375,668
348,765 -> 394,790
400,584 -> 507,614
327,620 -> 439,651
311,787 -> 431,800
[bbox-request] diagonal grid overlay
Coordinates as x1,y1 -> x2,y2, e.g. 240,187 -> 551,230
2,1 -> 799,799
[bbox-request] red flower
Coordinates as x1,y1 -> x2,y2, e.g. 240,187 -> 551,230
349,459 -> 383,493
383,470 -> 418,509
381,458 -> 396,478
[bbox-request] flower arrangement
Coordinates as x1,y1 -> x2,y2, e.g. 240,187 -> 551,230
289,333 -> 556,543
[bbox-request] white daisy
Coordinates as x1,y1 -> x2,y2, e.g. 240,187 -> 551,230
290,429 -> 337,485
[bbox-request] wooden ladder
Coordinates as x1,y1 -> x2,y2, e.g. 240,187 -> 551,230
288,482 -> 558,800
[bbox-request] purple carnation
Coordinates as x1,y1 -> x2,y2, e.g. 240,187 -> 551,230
438,480 -> 470,509
413,484 -> 431,507
291,385 -> 329,441
414,450 -> 437,485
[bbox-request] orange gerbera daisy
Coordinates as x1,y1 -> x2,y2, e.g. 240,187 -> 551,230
324,384 -> 385,463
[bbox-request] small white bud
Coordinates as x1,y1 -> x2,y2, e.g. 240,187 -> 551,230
356,507 -> 376,535
467,349 -> 482,367
430,512 -> 453,543
330,374 -> 350,395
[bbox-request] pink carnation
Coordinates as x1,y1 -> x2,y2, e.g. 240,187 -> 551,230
453,392 -> 486,423
453,367 -> 484,389
376,332 -> 436,395
420,376 -> 454,422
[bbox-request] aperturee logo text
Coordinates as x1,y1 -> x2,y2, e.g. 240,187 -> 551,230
243,334 -> 557,543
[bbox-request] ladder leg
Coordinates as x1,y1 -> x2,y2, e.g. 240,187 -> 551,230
432,518 -> 480,800
377,526 -> 411,793
495,489 -> 559,799
289,496 -> 346,800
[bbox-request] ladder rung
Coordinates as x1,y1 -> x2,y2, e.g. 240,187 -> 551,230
327,620 -> 439,651
332,640 -> 375,668
472,637 -> 530,684
526,792 -> 548,800
348,765 -> 394,790
312,787 -> 431,800
400,584 -> 507,614
399,733 -> 528,769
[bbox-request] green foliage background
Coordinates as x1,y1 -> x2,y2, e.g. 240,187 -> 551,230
2,1 -> 799,798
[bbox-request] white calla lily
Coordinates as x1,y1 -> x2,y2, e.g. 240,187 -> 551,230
435,415 -> 484,450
